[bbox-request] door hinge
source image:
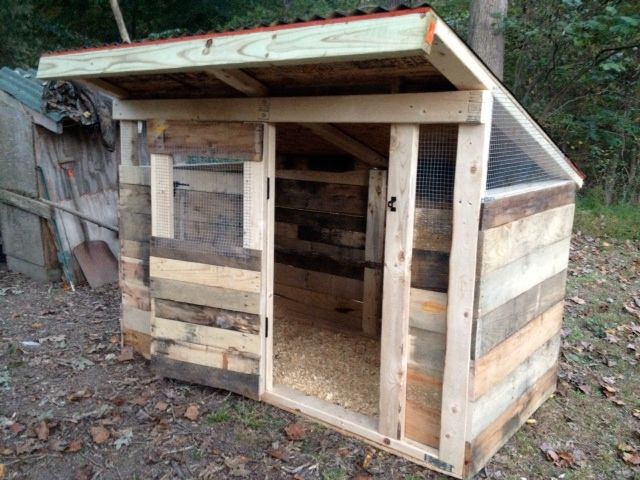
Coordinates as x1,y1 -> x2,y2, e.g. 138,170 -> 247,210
265,317 -> 269,338
267,177 -> 270,200
387,196 -> 397,212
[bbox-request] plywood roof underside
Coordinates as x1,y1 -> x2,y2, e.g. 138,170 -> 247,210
108,56 -> 454,100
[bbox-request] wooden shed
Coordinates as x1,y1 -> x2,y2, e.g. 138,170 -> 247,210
37,6 -> 583,477
0,67 -> 118,283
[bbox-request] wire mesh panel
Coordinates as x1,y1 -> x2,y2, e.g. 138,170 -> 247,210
486,90 -> 569,191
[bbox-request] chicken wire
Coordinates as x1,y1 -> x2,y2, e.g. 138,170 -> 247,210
151,148 -> 249,256
486,90 -> 569,192
413,124 -> 457,282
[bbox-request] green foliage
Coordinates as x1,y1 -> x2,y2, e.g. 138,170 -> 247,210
574,191 -> 640,240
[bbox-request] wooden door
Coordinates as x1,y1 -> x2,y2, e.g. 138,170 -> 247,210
147,121 -> 273,400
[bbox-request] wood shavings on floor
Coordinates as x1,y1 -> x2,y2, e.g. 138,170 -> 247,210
273,299 -> 380,417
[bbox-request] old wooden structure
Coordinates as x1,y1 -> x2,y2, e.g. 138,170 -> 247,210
37,6 -> 583,477
0,68 -> 117,282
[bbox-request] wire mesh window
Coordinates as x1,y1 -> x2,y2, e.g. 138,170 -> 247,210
486,90 -> 568,191
412,125 -> 457,288
151,148 -> 249,257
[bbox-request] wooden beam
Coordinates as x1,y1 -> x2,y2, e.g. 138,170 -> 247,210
378,124 -> 419,439
362,170 -> 387,335
150,153 -> 174,238
208,69 -> 269,97
438,116 -> 492,474
304,124 -> 387,167
113,91 -> 490,125
76,78 -> 128,98
37,11 -> 431,80
0,189 -> 52,219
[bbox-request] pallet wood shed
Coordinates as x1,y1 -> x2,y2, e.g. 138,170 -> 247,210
37,6 -> 584,477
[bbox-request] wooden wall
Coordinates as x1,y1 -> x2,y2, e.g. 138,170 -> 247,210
273,154 -> 373,331
466,181 -> 575,476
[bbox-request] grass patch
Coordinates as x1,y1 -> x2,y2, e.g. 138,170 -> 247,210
574,193 -> 640,240
206,405 -> 232,424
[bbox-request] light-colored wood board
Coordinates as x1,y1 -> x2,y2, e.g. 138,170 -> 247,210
276,169 -> 369,186
275,295 -> 361,331
408,327 -> 446,375
473,270 -> 567,359
121,305 -> 151,334
119,165 -> 150,186
120,239 -> 149,260
243,160 -> 266,249
379,124 -> 419,439
150,256 -> 261,293
120,255 -> 148,287
150,153 -> 174,238
362,169 -> 387,335
174,169 -> 243,195
150,277 -> 261,315
119,121 -> 138,166
263,385 -> 454,477
439,119 -> 492,473
151,337 -> 259,375
275,263 -> 364,301
484,180 -> 573,201
479,204 -> 575,274
477,236 -> 572,316
113,91 -> 489,124
119,184 -> 150,215
121,280 -> 151,311
274,283 -> 362,318
470,334 -> 560,438
39,12 -> 431,79
471,301 -> 563,400
152,316 -> 260,354
409,289 -> 447,334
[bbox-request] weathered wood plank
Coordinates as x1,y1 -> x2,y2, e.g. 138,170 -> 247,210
413,207 -> 452,253
274,250 -> 364,280
480,181 -> 575,230
274,235 -> 365,265
151,354 -> 259,399
470,334 -> 560,438
275,295 -> 362,332
379,124 -> 419,439
302,124 -> 387,167
150,237 -> 261,271
363,169 -> 387,335
409,289 -> 447,334
154,298 -> 260,334
405,366 -> 443,449
153,316 -> 260,354
479,204 -> 575,274
0,188 -> 52,219
276,179 -> 368,216
113,91 -> 489,124
121,305 -> 151,334
477,236 -> 572,316
408,327 -> 446,375
243,159 -> 266,249
119,165 -> 150,186
439,119 -> 492,473
122,328 -> 151,359
274,263 -> 364,300
120,239 -> 150,260
150,256 -> 261,293
150,277 -> 261,315
276,169 -> 369,186
471,301 -> 563,400
473,270 -> 567,359
276,207 -> 366,233
120,121 -> 139,166
120,255 -> 149,286
410,249 -> 449,291
274,283 -> 362,319
121,280 -> 151,311
150,154 -> 174,238
119,184 -> 150,215
174,168 -> 243,195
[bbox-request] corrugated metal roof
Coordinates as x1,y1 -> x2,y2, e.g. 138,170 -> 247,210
0,67 -> 64,123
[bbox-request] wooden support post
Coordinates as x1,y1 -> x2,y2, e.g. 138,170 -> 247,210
262,124 -> 276,395
362,170 -> 387,336
120,121 -> 138,166
438,116 -> 492,474
150,154 -> 174,238
378,124 -> 419,439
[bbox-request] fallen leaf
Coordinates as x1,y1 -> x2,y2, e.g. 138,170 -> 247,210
184,405 -> 200,421
154,401 -> 168,412
15,440 -> 38,455
49,439 -> 68,452
8,421 -> 25,435
570,296 -> 586,305
90,426 -> 110,444
578,384 -> 592,395
31,322 -> 43,329
0,448 -> 12,456
601,383 -> 618,398
224,455 -> 250,477
35,421 -> 49,441
362,448 -> 375,469
130,396 -> 148,406
267,448 -> 289,461
622,452 -> 640,465
284,423 -> 306,441
67,440 -> 82,453
117,346 -> 134,362
68,389 -> 93,402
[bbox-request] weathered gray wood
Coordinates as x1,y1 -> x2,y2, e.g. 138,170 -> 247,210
410,250 -> 449,291
151,237 -> 261,271
276,207 -> 366,233
274,250 -> 364,280
151,354 -> 259,399
276,179 -> 368,216
472,270 -> 567,359
118,184 -> 150,215
0,189 -> 52,219
119,211 -> 151,242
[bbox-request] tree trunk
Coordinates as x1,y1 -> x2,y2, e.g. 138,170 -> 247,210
468,0 -> 508,80
109,0 -> 131,43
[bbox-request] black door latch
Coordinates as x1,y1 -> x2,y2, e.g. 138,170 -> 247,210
387,196 -> 397,212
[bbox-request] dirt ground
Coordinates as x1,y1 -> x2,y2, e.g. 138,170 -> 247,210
0,231 -> 639,480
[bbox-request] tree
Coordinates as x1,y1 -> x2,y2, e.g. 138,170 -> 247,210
468,0 -> 508,79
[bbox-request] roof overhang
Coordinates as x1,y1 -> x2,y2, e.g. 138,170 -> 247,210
36,7 -> 583,187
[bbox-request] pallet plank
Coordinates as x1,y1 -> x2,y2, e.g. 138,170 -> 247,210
150,237 -> 261,271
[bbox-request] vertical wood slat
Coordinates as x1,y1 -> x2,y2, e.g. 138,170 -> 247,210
378,125 -> 419,439
362,169 -> 387,336
243,125 -> 265,250
438,119 -> 492,474
262,123 -> 276,395
120,120 -> 138,167
150,154 -> 174,238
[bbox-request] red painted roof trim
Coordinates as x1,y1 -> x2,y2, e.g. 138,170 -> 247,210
41,7 -> 431,58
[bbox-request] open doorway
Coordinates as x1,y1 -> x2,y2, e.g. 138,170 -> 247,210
269,123 -> 390,420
